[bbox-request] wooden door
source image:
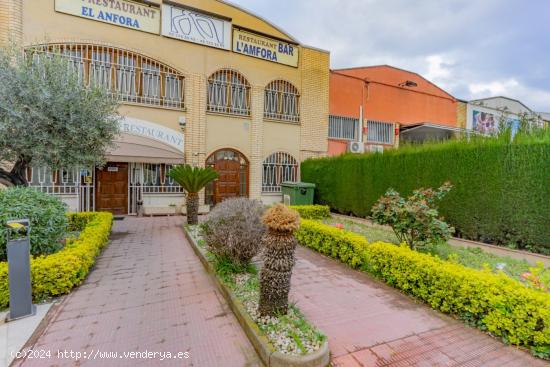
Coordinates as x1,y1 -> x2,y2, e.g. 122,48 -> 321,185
213,160 -> 241,204
95,163 -> 128,215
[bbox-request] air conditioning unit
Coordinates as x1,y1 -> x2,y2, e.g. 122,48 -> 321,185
348,141 -> 365,153
366,144 -> 384,153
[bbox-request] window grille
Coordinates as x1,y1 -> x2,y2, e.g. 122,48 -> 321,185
26,166 -> 81,195
129,163 -> 184,194
329,115 -> 358,140
28,43 -> 185,109
366,120 -> 394,144
262,152 -> 299,193
264,80 -> 300,123
207,69 -> 251,116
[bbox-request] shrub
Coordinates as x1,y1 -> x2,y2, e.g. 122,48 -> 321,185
295,219 -> 550,354
301,137 -> 550,254
0,187 -> 67,261
0,212 -> 112,308
371,183 -> 454,250
201,198 -> 265,267
290,205 -> 330,220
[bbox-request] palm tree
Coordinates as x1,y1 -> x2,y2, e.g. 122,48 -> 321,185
258,204 -> 301,316
168,165 -> 218,225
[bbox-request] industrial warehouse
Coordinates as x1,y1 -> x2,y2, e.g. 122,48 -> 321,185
0,0 -> 329,215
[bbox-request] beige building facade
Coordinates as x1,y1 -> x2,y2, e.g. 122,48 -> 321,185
0,0 -> 329,214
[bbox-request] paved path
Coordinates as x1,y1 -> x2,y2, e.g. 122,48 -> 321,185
290,246 -> 549,367
14,217 -> 260,367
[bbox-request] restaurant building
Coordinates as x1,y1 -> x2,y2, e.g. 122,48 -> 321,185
0,0 -> 329,214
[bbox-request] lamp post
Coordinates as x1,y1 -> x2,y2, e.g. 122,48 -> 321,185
5,219 -> 36,321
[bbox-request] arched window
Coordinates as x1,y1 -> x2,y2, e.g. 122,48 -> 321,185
262,152 -> 299,193
207,69 -> 251,116
264,80 -> 300,123
28,43 -> 185,109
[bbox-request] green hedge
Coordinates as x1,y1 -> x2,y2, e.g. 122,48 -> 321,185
301,139 -> 550,254
0,187 -> 68,261
290,205 -> 330,220
0,212 -> 113,308
296,219 -> 550,353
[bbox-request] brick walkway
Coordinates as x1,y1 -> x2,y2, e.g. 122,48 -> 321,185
14,217 -> 260,367
291,247 -> 549,367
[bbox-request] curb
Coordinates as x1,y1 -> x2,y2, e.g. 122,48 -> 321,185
183,227 -> 330,367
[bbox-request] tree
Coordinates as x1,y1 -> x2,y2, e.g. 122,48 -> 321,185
258,204 -> 300,316
0,44 -> 120,186
168,165 -> 218,225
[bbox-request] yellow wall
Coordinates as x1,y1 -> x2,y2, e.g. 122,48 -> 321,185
456,100 -> 467,129
1,0 -> 330,202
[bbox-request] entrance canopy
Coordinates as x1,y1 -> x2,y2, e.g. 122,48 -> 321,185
400,123 -> 467,143
106,117 -> 185,164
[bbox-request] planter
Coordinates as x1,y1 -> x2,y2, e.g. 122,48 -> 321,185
183,227 -> 330,367
142,206 -> 177,216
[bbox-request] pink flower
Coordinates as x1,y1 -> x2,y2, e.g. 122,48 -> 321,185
334,223 -> 344,230
521,272 -> 532,280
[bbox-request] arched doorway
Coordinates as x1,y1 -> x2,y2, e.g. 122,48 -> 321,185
206,149 -> 249,205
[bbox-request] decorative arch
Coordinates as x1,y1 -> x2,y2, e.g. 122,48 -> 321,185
264,79 -> 300,123
262,151 -> 299,193
205,148 -> 249,204
27,42 -> 185,109
207,69 -> 251,116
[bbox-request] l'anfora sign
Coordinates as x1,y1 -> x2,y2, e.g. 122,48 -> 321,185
119,117 -> 184,151
55,0 -> 160,34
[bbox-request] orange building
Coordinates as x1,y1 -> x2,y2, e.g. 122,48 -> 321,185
328,65 -> 459,155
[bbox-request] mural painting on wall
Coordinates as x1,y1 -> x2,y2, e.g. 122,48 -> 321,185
473,110 -> 520,136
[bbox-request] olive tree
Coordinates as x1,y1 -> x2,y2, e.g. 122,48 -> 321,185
0,44 -> 120,186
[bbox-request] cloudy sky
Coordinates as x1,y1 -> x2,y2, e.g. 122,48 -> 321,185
231,0 -> 550,112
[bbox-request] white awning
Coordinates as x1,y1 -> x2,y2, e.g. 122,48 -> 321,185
106,133 -> 184,164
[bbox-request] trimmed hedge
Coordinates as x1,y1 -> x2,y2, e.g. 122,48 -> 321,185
290,205 -> 331,220
0,212 -> 113,308
296,219 -> 550,353
301,139 -> 550,254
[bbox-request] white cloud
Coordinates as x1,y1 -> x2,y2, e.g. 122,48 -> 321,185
469,79 -> 520,97
468,79 -> 550,112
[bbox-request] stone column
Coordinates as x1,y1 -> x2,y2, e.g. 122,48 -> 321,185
0,0 -> 23,46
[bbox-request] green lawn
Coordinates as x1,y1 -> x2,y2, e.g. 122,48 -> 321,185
322,216 -> 549,286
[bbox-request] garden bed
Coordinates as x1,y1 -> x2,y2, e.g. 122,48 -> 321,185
296,219 -> 550,359
0,212 -> 113,309
185,225 -> 329,367
323,215 -> 550,287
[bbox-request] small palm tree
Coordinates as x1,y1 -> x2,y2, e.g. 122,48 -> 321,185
258,204 -> 301,316
168,165 -> 218,225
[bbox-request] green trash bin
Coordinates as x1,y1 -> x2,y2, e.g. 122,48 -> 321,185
281,182 -> 316,205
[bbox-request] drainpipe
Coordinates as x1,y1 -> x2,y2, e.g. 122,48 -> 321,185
359,105 -> 364,143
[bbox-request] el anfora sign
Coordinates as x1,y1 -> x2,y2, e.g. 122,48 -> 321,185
55,0 -> 160,34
